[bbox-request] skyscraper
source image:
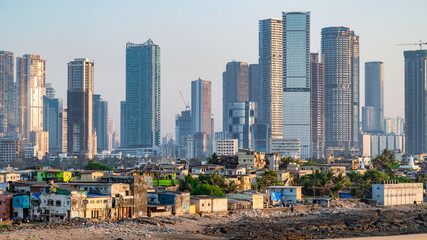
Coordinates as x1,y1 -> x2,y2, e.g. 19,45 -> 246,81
362,61 -> 384,133
43,95 -> 63,154
0,51 -> 14,135
107,118 -> 114,151
191,78 -> 212,137
282,12 -> 311,158
93,94 -> 108,152
321,27 -> 359,155
310,53 -> 325,159
17,54 -> 46,140
259,18 -> 283,139
404,50 -> 427,154
248,64 -> 260,105
222,61 -> 249,132
228,101 -> 256,149
121,40 -> 161,148
175,110 -> 191,146
67,58 -> 95,158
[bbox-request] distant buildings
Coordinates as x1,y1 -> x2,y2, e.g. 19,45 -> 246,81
93,94 -> 108,152
270,138 -> 301,159
121,40 -> 161,149
17,54 -> 46,140
0,138 -> 23,162
43,95 -> 63,154
248,64 -> 260,107
310,53 -> 325,159
213,139 -> 238,156
0,51 -> 15,135
404,50 -> 427,154
67,58 -> 96,158
190,78 -> 213,158
384,116 -> 404,135
362,61 -> 384,133
228,101 -> 256,149
175,110 -> 191,146
259,18 -> 283,139
282,12 -> 311,158
322,27 -> 359,155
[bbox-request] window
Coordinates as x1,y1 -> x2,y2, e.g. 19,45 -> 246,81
56,200 -> 61,207
208,203 -> 210,207
48,200 -> 53,206
202,203 -> 204,207
290,189 -> 293,192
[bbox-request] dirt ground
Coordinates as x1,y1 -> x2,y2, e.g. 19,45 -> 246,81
0,201 -> 426,240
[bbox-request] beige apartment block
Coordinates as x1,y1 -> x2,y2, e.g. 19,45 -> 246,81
372,181 -> 423,206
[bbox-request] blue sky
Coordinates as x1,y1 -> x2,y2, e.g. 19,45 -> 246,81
1,0 -> 426,136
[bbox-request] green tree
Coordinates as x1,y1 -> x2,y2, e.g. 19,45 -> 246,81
193,184 -> 225,197
331,173 -> 351,198
207,153 -> 219,164
373,149 -> 396,171
256,170 -> 282,190
179,173 -> 199,192
85,161 -> 116,171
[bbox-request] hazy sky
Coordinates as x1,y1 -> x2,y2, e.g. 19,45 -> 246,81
1,0 -> 426,136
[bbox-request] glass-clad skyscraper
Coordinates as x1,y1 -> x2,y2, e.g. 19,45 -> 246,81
259,18 -> 283,139
321,27 -> 359,154
404,50 -> 427,154
0,51 -> 14,135
282,12 -> 311,158
43,95 -> 63,154
93,94 -> 108,152
362,61 -> 384,133
121,40 -> 161,148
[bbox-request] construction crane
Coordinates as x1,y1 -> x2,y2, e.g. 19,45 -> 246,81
179,90 -> 190,111
397,40 -> 427,50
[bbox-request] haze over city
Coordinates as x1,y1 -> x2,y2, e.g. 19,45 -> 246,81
1,0 -> 426,135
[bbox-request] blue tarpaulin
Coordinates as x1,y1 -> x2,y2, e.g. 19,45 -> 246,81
339,193 -> 354,199
270,192 -> 283,201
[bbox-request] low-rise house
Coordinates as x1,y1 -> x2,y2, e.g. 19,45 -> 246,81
0,172 -> 20,182
190,165 -> 223,175
37,170 -> 72,182
75,171 -> 106,182
12,194 -> 30,219
0,193 -> 13,220
267,186 -> 303,204
147,190 -> 190,216
219,166 -> 246,176
372,181 -> 423,206
190,196 -> 228,213
225,193 -> 264,209
238,150 -> 266,170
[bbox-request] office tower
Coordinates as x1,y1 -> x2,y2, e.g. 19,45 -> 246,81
43,95 -> 63,154
29,128 -> 48,160
222,61 -> 249,132
45,83 -> 56,99
121,40 -> 161,148
107,118 -> 114,151
0,51 -> 14,135
17,54 -> 46,140
175,110 -> 191,146
282,12 -> 311,158
252,123 -> 271,152
191,78 -> 212,136
321,27 -> 360,154
67,58 -> 95,158
228,101 -> 256,149
93,94 -> 108,152
62,108 -> 67,153
310,53 -> 325,159
259,18 -> 283,138
249,64 -> 260,105
362,61 -> 384,133
404,50 -> 427,154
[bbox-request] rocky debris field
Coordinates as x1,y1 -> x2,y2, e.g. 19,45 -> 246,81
0,201 -> 426,240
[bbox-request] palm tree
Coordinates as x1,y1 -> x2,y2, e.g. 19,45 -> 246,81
373,149 -> 396,170
331,173 -> 351,199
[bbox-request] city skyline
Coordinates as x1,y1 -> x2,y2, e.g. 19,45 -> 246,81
0,1 -> 424,136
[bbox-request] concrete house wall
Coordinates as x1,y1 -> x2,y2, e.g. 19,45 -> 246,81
372,182 -> 423,206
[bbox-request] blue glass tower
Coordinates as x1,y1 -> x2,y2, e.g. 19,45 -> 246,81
121,40 -> 161,148
282,12 -> 311,158
43,95 -> 63,154
93,94 -> 108,152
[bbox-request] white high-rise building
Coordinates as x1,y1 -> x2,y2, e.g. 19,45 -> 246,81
282,12 -> 311,158
17,54 -> 46,140
213,139 -> 238,156
259,18 -> 283,139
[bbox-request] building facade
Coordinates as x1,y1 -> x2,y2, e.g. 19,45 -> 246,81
17,54 -> 46,140
259,18 -> 283,139
270,138 -> 301,159
222,61 -> 249,133
310,53 -> 325,159
212,139 -> 238,156
404,50 -> 427,154
43,96 -> 63,154
248,64 -> 260,107
363,61 -> 384,133
0,51 -> 15,135
93,94 -> 108,152
321,27 -> 359,155
282,11 -> 311,158
67,58 -> 95,158
121,40 -> 161,149
228,101 -> 256,150
0,138 -> 23,162
175,110 -> 191,146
